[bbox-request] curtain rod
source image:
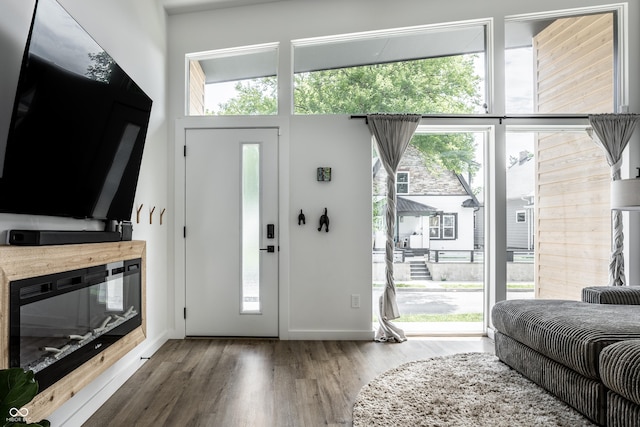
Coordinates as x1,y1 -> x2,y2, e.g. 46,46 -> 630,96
350,114 -> 591,124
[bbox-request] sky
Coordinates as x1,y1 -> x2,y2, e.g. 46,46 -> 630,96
205,81 -> 237,113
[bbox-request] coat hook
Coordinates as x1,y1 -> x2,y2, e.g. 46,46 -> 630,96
298,209 -> 305,225
160,208 -> 166,225
136,204 -> 144,224
318,207 -> 329,232
149,206 -> 156,224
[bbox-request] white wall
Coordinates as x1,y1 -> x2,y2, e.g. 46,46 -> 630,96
170,114 -> 374,340
288,116 -> 373,339
0,0 -> 169,425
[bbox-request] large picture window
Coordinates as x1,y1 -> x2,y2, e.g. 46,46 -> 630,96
506,126 -> 611,300
501,3 -> 624,300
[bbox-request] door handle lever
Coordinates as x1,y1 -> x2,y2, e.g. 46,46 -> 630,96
260,245 -> 275,253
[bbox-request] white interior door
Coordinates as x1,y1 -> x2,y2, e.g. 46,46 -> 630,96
185,128 -> 278,337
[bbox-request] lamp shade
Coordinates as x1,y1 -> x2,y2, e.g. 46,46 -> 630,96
611,179 -> 640,210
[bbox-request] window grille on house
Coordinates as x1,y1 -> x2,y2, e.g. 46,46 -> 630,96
430,213 -> 457,240
397,172 -> 409,194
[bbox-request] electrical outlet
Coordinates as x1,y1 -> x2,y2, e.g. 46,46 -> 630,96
351,294 -> 361,308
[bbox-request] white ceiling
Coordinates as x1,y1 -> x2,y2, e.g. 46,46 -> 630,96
160,0 -> 550,48
159,0 -> 292,14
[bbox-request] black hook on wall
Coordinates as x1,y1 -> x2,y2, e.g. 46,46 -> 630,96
318,208 -> 329,232
298,209 -> 306,225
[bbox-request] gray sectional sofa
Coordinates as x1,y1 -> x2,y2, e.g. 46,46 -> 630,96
491,286 -> 640,426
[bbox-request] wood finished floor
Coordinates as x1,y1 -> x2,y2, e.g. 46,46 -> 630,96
83,337 -> 494,426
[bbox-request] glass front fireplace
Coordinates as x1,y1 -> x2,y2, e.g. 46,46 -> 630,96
9,258 -> 142,392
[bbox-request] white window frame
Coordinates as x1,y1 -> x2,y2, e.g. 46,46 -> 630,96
430,213 -> 458,240
505,3 -> 628,113
184,42 -> 279,116
442,213 -> 457,240
291,18 -> 492,115
397,171 -> 410,195
429,215 -> 440,239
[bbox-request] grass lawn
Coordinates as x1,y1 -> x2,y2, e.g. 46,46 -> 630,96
374,282 -> 534,290
396,313 -> 483,322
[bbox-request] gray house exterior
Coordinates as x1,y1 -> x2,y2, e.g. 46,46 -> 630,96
507,151 -> 534,250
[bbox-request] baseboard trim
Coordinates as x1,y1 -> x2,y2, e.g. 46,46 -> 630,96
166,328 -> 375,341
286,329 -> 375,340
48,331 -> 169,427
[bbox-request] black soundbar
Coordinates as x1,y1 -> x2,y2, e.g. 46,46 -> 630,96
8,230 -> 121,246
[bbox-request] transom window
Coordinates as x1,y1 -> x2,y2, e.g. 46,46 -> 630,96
186,43 -> 278,116
505,10 -> 617,114
292,21 -> 487,114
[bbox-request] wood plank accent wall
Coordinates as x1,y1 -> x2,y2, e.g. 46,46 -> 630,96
0,241 -> 146,422
189,60 -> 206,115
533,13 -> 614,300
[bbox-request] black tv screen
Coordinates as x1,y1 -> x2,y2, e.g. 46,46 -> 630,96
0,0 -> 152,222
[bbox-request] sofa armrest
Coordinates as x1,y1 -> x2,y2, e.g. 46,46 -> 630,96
582,286 -> 640,304
600,340 -> 640,406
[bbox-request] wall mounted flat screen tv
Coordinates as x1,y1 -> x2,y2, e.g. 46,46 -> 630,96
0,0 -> 152,222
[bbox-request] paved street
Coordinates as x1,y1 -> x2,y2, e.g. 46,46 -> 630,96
395,290 -> 482,314
373,285 -> 534,316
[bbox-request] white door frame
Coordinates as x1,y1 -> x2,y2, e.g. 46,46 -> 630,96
184,127 -> 279,336
172,116 -> 290,340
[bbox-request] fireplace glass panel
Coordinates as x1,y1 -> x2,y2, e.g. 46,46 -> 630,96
10,258 -> 142,391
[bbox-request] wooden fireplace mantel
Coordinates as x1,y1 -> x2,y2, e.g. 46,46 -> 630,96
0,240 -> 146,422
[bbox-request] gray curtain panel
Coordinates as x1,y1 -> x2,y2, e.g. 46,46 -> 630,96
367,114 -> 421,342
588,113 -> 640,286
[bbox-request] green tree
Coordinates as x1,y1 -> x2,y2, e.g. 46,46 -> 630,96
294,56 -> 480,115
214,77 -> 277,115
216,55 -> 482,174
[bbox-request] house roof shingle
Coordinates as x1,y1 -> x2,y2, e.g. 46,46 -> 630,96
397,196 -> 437,216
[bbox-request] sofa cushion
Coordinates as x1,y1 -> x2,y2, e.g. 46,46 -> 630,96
495,331 -> 606,425
582,286 -> 640,305
491,299 -> 640,380
600,340 -> 640,407
607,391 -> 640,427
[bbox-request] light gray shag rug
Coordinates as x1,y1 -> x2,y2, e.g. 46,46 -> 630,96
353,352 -> 596,427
